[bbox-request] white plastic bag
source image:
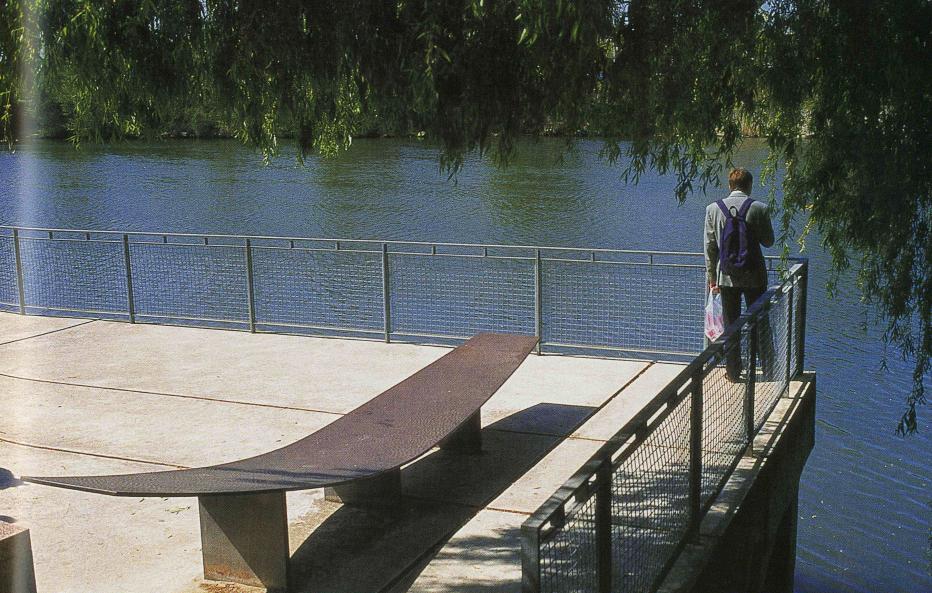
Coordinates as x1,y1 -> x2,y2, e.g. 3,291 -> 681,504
704,290 -> 724,341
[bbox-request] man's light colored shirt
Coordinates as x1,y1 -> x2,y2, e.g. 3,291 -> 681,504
704,190 -> 775,288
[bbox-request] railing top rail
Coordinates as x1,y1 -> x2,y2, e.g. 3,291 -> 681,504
521,260 -> 807,533
0,225 -> 807,264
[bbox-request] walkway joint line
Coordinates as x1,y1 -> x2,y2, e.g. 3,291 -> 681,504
0,371 -> 345,416
0,437 -> 189,469
0,318 -> 98,347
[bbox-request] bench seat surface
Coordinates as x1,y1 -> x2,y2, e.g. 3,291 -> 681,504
24,333 -> 537,496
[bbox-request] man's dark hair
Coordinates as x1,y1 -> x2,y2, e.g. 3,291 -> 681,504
728,168 -> 753,193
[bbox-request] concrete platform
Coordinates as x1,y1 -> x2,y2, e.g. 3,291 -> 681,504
0,312 -> 683,593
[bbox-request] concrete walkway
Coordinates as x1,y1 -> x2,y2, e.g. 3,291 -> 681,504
0,312 -> 682,593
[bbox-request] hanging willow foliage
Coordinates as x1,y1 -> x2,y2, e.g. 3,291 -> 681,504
1,0 -> 929,431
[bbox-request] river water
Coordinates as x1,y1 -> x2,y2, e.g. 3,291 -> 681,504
1,138 -> 929,593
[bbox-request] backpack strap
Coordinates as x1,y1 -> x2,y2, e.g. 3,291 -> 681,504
737,198 -> 754,219
715,199 -> 731,219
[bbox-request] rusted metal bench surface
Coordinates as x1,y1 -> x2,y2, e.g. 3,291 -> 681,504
24,333 -> 538,496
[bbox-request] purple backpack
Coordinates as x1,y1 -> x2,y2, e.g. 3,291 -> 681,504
716,198 -> 757,274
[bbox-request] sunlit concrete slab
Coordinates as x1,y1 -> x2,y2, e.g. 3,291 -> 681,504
0,312 -> 677,593
0,374 -> 338,468
2,442 -> 321,593
0,317 -> 447,413
0,313 -> 92,345
0,316 -> 647,420
0,442 -> 203,593
573,362 -> 684,441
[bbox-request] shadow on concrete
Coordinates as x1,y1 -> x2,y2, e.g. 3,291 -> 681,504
0,468 -> 23,490
287,403 -> 595,593
487,402 -> 596,437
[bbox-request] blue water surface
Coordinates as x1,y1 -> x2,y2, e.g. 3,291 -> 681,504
1,138 -> 929,593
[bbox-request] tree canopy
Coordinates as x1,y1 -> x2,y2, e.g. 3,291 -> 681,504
1,0 -> 929,430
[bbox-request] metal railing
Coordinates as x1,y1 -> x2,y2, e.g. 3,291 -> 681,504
0,223 -> 806,591
0,225 -> 789,360
520,259 -> 808,593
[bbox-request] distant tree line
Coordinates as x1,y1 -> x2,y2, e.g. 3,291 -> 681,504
1,1 -> 929,431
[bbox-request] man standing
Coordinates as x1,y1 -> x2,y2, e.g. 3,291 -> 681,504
704,167 -> 775,380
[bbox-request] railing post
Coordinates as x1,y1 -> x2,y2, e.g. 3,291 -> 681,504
12,228 -> 26,314
687,367 -> 703,541
746,320 -> 758,449
785,283 -> 794,391
796,263 -> 808,377
534,249 -> 542,355
382,243 -> 391,343
245,239 -> 257,333
122,234 -> 135,323
596,459 -> 613,593
520,523 -> 541,593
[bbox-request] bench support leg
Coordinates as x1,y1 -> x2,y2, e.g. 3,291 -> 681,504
198,491 -> 289,592
325,469 -> 402,506
0,522 -> 37,593
439,411 -> 483,454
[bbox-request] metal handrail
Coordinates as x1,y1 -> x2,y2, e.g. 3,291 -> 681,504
520,260 -> 808,592
0,225 -> 798,272
0,224 -> 717,257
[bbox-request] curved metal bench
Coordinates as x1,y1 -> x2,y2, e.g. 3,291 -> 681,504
24,333 -> 537,591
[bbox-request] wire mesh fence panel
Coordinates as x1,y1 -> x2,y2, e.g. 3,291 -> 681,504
539,494 -> 599,593
389,254 -> 536,338
542,261 -> 706,354
611,394 -> 691,593
0,235 -> 17,308
18,237 -> 128,316
525,258 -> 807,593
129,243 -> 248,325
699,340 -> 749,507
753,290 -> 790,430
251,247 -> 383,331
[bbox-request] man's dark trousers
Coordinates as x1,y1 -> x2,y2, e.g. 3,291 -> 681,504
719,285 -> 766,379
